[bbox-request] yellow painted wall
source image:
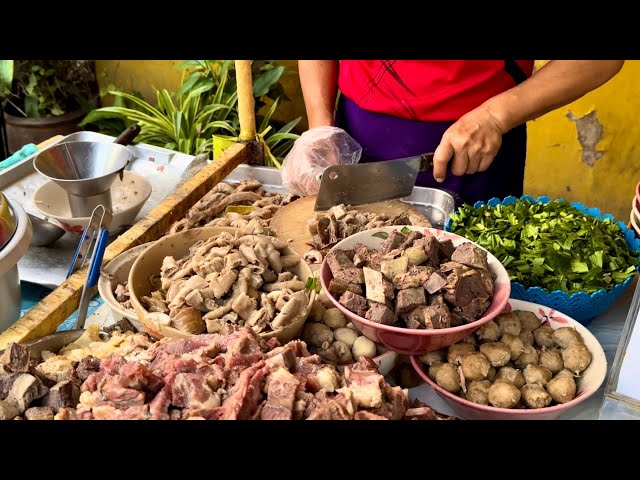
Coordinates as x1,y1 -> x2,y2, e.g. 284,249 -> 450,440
525,60 -> 640,224
98,60 -> 640,223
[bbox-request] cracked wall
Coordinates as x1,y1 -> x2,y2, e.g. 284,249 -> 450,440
525,60 -> 640,223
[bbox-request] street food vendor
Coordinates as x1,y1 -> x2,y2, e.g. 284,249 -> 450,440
281,60 -> 624,203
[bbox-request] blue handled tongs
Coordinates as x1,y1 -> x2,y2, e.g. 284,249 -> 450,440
66,205 -> 112,329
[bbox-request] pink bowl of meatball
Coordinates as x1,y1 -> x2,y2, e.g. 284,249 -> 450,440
319,226 -> 511,355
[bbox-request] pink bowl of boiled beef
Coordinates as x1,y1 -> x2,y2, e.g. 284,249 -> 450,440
319,226 -> 511,355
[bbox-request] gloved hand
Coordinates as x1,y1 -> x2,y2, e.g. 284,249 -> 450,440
280,126 -> 362,197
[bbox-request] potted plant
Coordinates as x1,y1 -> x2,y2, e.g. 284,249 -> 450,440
0,60 -> 99,154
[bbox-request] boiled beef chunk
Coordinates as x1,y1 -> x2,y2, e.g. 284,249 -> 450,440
443,269 -> 490,316
454,297 -> 491,322
398,231 -> 423,250
395,288 -> 426,314
328,279 -> 363,296
424,272 -> 447,294
261,368 -> 299,420
339,291 -> 368,317
4,374 -> 48,412
0,373 -> 19,399
438,238 -> 455,261
24,406 -> 55,421
428,292 -> 445,306
393,266 -> 433,290
353,243 -> 382,269
42,381 -> 80,412
423,305 -> 452,329
379,230 -> 406,254
403,314 -> 425,330
75,356 -> 101,383
0,400 -> 19,420
413,234 -> 440,265
0,343 -> 31,373
363,267 -> 387,304
451,242 -> 489,271
325,249 -> 356,276
365,302 -> 395,325
334,267 -> 365,286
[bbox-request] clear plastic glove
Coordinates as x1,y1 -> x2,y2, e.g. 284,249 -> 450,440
280,126 -> 362,197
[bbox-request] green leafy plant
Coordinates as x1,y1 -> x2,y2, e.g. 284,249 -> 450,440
81,60 -> 301,166
1,60 -> 98,118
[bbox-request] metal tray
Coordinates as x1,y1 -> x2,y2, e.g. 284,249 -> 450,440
225,164 -> 461,228
0,132 -> 196,288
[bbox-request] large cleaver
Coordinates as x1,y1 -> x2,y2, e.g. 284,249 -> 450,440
314,152 -> 435,211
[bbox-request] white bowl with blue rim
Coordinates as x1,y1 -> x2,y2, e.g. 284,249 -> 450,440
445,195 -> 640,325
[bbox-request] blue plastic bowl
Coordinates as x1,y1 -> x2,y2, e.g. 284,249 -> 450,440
444,195 -> 640,325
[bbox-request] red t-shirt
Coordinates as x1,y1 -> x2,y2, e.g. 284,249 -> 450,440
338,60 -> 535,122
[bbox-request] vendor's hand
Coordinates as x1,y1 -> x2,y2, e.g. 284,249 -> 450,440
432,105 -> 505,182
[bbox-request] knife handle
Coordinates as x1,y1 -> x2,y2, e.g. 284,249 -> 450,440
419,153 -> 435,172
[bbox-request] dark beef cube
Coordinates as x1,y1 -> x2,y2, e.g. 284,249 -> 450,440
24,406 -> 55,421
0,343 -> 31,373
343,249 -> 356,261
75,356 -> 101,383
365,302 -> 395,325
391,214 -> 411,226
4,374 -> 48,413
404,315 -> 425,329
438,238 -> 455,261
104,318 -> 138,335
334,267 -> 364,286
325,249 -> 355,276
398,231 -> 424,250
428,292 -> 445,306
443,269 -> 490,308
393,266 -> 433,290
316,217 -> 331,247
413,236 -> 440,265
379,230 -> 406,255
353,243 -> 382,269
451,242 -> 489,271
0,373 -> 19,400
382,278 -> 395,300
450,309 -> 465,327
395,288 -> 426,314
440,261 -> 469,274
329,279 -> 363,296
41,381 -> 80,413
424,272 -> 447,294
423,304 -> 452,329
454,297 -> 491,322
339,291 -> 368,317
477,268 -> 496,297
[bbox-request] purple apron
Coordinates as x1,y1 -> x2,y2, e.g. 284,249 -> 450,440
335,95 -> 527,205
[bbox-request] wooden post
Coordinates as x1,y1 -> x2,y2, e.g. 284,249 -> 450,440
235,60 -> 256,142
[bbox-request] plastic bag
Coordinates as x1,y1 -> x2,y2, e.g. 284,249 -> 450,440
280,126 -> 362,197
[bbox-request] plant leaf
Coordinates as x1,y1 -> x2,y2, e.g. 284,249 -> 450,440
253,66 -> 284,97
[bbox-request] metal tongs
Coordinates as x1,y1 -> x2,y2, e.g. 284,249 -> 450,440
66,205 -> 113,329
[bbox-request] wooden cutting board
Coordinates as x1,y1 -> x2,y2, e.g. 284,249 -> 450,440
270,195 -> 431,258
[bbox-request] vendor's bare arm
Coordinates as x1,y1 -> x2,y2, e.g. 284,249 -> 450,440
485,60 -> 625,133
299,60 -> 339,129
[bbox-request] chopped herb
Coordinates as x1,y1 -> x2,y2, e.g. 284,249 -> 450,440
449,198 -> 639,294
400,226 -> 412,235
372,232 -> 389,240
305,276 -> 322,293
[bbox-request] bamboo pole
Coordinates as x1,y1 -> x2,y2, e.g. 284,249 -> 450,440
235,60 -> 256,142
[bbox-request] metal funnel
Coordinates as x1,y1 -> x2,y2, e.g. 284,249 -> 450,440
33,141 -> 133,217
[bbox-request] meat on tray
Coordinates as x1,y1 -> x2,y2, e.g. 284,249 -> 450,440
326,229 -> 496,329
67,326 -> 454,420
168,180 -> 299,236
304,204 -> 431,263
